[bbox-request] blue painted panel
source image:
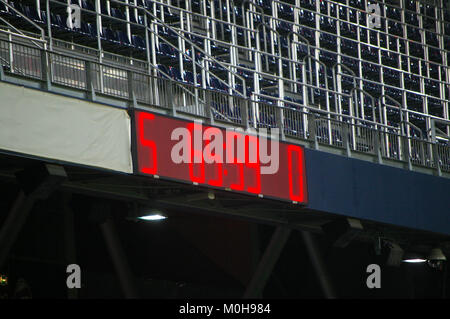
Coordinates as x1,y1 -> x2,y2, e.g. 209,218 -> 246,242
304,149 -> 450,235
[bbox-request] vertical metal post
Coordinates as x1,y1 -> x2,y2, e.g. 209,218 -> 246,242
301,231 -> 336,299
343,123 -> 351,157
127,70 -> 136,108
85,60 -> 96,101
242,98 -> 249,130
40,48 -> 52,90
0,191 -> 33,269
46,0 -> 53,51
243,226 -> 291,299
63,193 -> 78,299
205,89 -> 214,125
432,143 -> 442,176
95,0 -> 104,93
99,217 -> 139,299
276,106 -> 285,141
0,62 -> 4,81
0,165 -> 66,269
375,130 -> 383,164
168,80 -> 176,116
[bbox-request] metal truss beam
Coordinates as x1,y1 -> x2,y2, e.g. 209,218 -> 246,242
243,226 -> 292,298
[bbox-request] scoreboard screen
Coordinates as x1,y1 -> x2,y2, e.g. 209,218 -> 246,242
134,110 -> 307,204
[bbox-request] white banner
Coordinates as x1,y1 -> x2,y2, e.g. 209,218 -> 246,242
0,82 -> 133,173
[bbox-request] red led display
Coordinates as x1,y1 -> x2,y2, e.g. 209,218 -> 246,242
135,110 -> 307,204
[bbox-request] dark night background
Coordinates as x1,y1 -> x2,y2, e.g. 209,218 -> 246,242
0,182 -> 448,299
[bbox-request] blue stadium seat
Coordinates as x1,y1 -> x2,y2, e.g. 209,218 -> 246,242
101,27 -> 119,43
39,10 -> 47,24
81,22 -> 97,37
388,21 -> 403,36
188,34 -> 204,46
384,87 -> 402,101
299,9 -> 315,27
0,2 -> 8,14
237,64 -> 253,79
406,92 -> 422,108
405,11 -> 419,25
277,20 -> 292,33
183,48 -> 203,63
426,31 -> 439,46
209,62 -> 227,73
209,77 -> 227,92
158,26 -> 179,40
364,82 -> 382,97
381,50 -> 398,66
320,33 -> 337,48
100,3 -> 108,15
196,73 -> 203,86
300,0 -> 315,11
183,71 -> 195,85
157,64 -> 170,78
132,35 -> 146,50
362,62 -> 379,75
348,8 -> 357,21
278,4 -> 293,19
258,0 -> 272,11
425,79 -> 440,96
168,66 -> 183,82
340,22 -> 357,39
320,16 -> 335,32
23,5 -> 40,22
116,30 -> 131,46
51,13 -> 67,29
349,0 -> 363,9
429,47 -> 442,64
407,26 -> 421,42
110,7 -> 126,20
158,42 -> 177,58
386,7 -> 401,20
233,83 -> 244,95
341,39 -> 357,55
259,90 -> 275,104
361,44 -> 378,61
319,51 -> 337,66
81,0 -> 95,11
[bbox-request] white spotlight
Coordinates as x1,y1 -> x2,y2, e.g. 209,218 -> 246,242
403,258 -> 427,263
137,214 -> 167,221
402,252 -> 426,263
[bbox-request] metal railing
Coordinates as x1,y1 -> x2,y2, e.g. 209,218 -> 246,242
0,34 -> 449,175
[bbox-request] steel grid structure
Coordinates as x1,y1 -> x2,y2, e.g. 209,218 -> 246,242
0,0 -> 449,174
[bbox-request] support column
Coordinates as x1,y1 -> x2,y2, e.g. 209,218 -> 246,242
243,226 -> 291,299
93,202 -> 139,299
0,164 -> 67,268
0,191 -> 33,269
301,231 -> 336,299
63,193 -> 78,299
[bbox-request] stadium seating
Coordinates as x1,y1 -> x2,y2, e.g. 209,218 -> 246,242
0,0 -> 447,136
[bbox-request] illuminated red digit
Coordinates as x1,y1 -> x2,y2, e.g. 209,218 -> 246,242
227,131 -> 244,191
230,161 -> 244,191
246,135 -> 261,194
188,123 -> 205,184
137,111 -> 158,175
287,145 -> 307,202
204,128 -> 223,187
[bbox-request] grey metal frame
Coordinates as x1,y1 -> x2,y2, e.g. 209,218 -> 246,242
0,0 -> 449,177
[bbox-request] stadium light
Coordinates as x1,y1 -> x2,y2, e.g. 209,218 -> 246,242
402,252 -> 426,263
137,214 -> 167,221
403,258 -> 427,263
136,208 -> 167,222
